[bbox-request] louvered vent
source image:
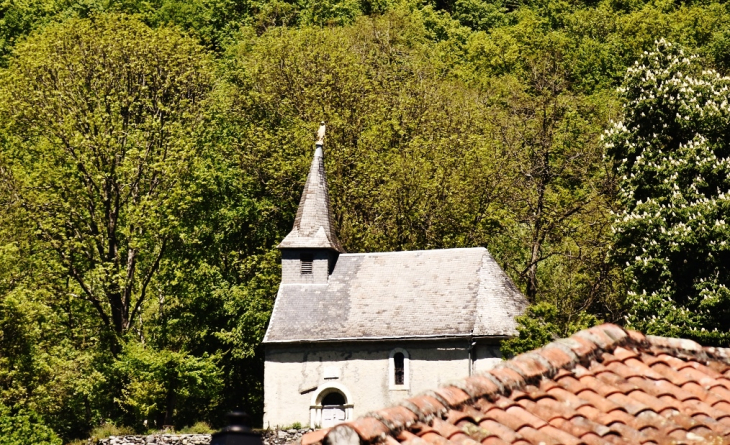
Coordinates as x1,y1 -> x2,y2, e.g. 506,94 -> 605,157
301,254 -> 313,275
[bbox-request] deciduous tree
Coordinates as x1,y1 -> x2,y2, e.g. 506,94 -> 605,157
0,15 -> 213,350
607,40 -> 730,345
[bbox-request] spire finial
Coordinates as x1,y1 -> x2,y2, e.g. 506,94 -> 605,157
316,121 -> 326,146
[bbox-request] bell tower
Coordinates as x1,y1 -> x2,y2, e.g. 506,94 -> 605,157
278,123 -> 344,284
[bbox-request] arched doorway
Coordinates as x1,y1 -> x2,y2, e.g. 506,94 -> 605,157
310,385 -> 353,428
320,391 -> 346,427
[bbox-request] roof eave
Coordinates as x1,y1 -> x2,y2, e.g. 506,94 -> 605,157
263,333 -> 512,345
276,242 -> 344,253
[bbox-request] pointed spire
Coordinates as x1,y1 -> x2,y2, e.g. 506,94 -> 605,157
278,123 -> 344,253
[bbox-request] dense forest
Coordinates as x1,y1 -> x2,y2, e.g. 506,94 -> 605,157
2,0 -> 730,442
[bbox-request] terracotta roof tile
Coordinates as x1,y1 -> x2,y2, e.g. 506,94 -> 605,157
600,421 -> 653,443
488,367 -> 524,392
573,391 -> 624,417
342,418 -> 390,442
504,354 -> 552,381
445,410 -> 476,426
547,416 -> 601,440
459,374 -> 502,399
536,346 -> 576,370
446,432 -> 481,445
483,408 -> 527,432
301,428 -> 330,445
680,362 -> 727,386
650,360 -> 697,387
405,395 -> 447,419
544,385 -> 595,411
713,401 -> 730,417
419,431 -> 451,445
477,419 -> 522,443
561,336 -> 600,358
537,424 -> 584,445
481,437 -> 511,445
612,345 -> 641,361
433,387 -> 472,408
311,324 -> 730,445
511,426 -> 561,445
430,418 -> 464,440
626,329 -> 646,343
515,398 -> 566,423
400,437 -> 429,445
396,430 -> 419,441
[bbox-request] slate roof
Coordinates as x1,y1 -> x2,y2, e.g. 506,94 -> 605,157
300,324 -> 730,445
278,145 -> 344,253
263,247 -> 528,343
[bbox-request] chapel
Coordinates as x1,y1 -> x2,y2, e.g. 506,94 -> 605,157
262,125 -> 528,429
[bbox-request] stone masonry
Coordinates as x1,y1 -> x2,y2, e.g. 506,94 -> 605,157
96,435 -> 210,445
95,429 -> 311,445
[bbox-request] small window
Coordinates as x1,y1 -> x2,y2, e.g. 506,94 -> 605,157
389,348 -> 409,389
301,253 -> 313,275
393,353 -> 405,385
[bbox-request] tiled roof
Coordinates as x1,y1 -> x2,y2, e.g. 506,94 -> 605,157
300,324 -> 730,445
263,247 -> 528,343
278,145 -> 344,253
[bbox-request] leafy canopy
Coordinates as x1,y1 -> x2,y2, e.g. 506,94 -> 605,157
607,40 -> 730,345
4,0 -> 730,438
0,402 -> 61,445
0,14 -> 213,343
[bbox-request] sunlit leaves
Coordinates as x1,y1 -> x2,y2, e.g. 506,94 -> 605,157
608,40 -> 730,345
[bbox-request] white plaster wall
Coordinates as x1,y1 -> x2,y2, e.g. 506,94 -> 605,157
472,343 -> 503,373
280,250 -> 333,284
263,341 -> 472,428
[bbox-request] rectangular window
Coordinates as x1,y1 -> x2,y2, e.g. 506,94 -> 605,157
301,254 -> 313,275
394,353 -> 405,385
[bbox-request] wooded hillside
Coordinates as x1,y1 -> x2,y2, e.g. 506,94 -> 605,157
1,0 -> 730,442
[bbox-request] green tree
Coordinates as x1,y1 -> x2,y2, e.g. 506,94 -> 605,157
0,402 -> 61,445
607,39 -> 730,345
0,14 -> 213,351
114,342 -> 222,428
501,302 -> 599,356
0,14 -> 246,437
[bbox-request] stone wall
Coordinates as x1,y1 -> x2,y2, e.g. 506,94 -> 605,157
97,434 -> 211,445
95,429 -> 311,445
263,427 -> 316,445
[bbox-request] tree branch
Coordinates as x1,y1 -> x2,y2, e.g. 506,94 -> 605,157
127,238 -> 167,330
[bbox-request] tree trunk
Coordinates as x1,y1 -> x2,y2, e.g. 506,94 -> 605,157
163,381 -> 177,427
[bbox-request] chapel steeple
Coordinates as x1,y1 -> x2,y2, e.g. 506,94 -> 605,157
278,123 -> 343,284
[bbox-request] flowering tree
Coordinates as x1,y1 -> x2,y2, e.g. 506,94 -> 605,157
607,40 -> 730,345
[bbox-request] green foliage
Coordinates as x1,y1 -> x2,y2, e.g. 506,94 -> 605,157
113,342 -> 223,428
607,40 -> 730,345
88,423 -> 134,440
0,13 -> 213,343
501,302 -> 600,356
0,402 -> 61,445
1,0 -> 730,438
178,421 -> 215,434
452,0 -> 509,32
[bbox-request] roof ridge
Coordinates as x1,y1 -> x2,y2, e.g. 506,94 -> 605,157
338,247 -> 487,257
302,323 -> 730,445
